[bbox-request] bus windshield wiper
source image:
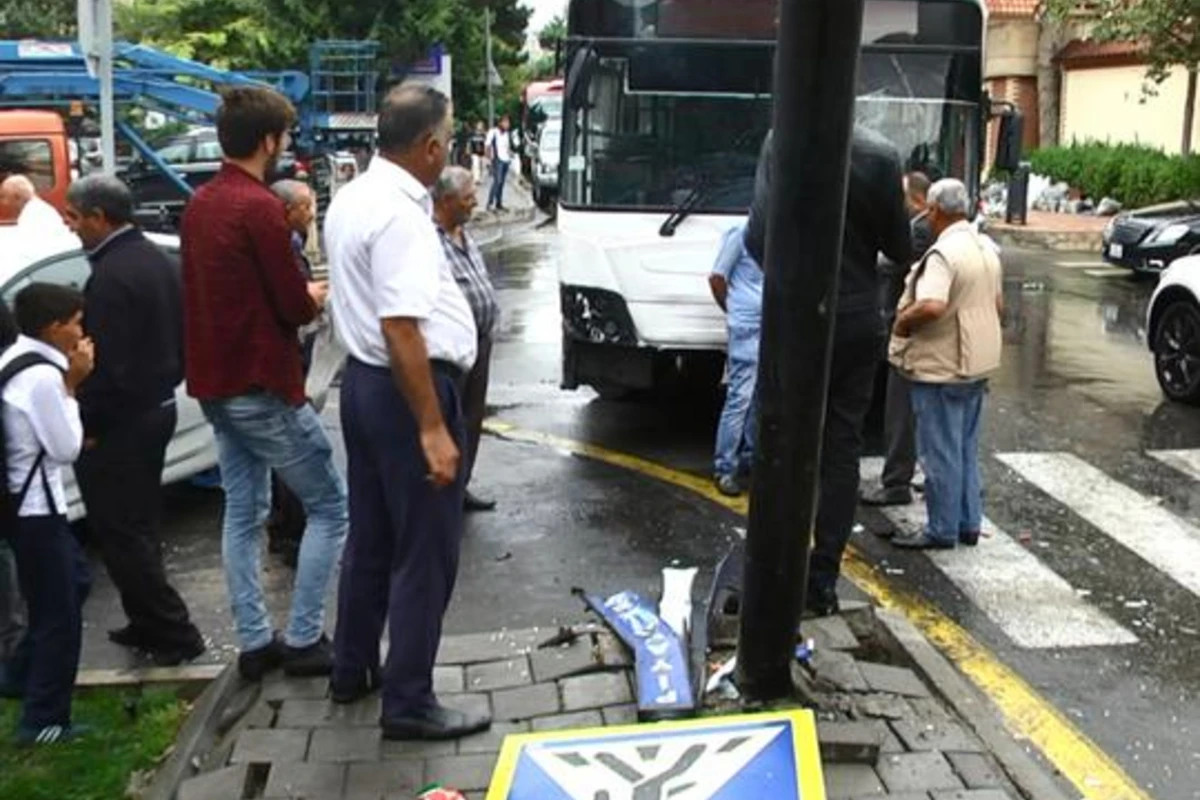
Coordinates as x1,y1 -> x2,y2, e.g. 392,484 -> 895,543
659,179 -> 709,237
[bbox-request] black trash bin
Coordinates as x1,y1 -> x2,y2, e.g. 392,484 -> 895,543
1006,161 -> 1031,225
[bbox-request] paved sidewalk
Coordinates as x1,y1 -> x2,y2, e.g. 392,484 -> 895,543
176,609 -> 1040,800
987,210 -> 1108,252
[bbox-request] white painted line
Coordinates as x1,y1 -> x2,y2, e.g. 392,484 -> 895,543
1056,260 -> 1107,268
860,458 -> 1137,649
1083,267 -> 1129,279
999,452 -> 1200,600
1148,449 -> 1200,483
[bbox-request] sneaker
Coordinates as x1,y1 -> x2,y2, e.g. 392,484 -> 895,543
238,636 -> 284,681
283,635 -> 334,677
714,474 -> 742,497
15,723 -> 91,746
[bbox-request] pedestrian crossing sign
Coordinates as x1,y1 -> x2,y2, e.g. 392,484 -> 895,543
484,709 -> 824,800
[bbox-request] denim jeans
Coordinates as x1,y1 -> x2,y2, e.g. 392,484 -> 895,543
202,394 -> 347,651
714,321 -> 759,478
488,160 -> 510,208
910,380 -> 986,543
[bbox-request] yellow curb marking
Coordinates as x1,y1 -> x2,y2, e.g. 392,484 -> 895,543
484,420 -> 1152,800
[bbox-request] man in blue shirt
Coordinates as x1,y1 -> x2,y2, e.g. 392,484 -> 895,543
710,224 -> 763,496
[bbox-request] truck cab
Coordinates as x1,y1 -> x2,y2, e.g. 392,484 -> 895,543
0,109 -> 70,221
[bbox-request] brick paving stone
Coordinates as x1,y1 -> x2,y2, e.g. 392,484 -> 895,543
230,729 -> 311,764
930,791 -> 1014,800
812,650 -> 870,693
466,656 -> 533,691
868,794 -> 932,800
457,721 -> 530,755
443,692 -> 493,720
907,697 -> 959,725
434,665 -> 466,694
601,704 -> 638,725
596,632 -> 633,667
276,697 -> 382,728
801,615 -> 860,651
877,752 -> 965,794
531,710 -> 604,732
345,760 -> 425,799
858,663 -> 931,698
244,700 -> 276,729
881,723 -> 906,754
380,737 -> 457,761
817,720 -> 883,764
424,754 -> 501,792
822,763 -> 885,797
492,682 -> 560,721
436,629 -> 544,665
178,765 -> 250,800
260,675 -> 331,701
560,672 -> 633,711
856,693 -> 910,720
530,640 -> 602,682
891,720 -> 983,754
309,727 -> 382,762
944,753 -> 1005,789
264,762 -> 347,798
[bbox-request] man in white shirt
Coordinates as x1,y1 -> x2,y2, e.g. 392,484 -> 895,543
0,283 -> 94,745
325,84 -> 489,741
0,175 -> 80,265
484,115 -> 512,211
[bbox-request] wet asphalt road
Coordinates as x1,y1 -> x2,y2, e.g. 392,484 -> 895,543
76,220 -> 1200,798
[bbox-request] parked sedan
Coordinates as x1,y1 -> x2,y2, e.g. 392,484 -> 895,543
1103,201 -> 1200,273
0,235 -> 219,519
531,120 -> 561,209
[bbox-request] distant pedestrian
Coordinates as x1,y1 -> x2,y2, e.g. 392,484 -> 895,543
265,179 -> 320,567
710,223 -> 763,497
745,127 -> 913,616
862,171 -> 935,507
0,283 -> 94,744
0,175 -> 78,264
65,175 -> 206,666
485,115 -> 513,211
433,166 -> 500,512
325,85 -> 491,740
181,86 -> 347,681
888,178 -> 1003,549
469,121 -> 487,183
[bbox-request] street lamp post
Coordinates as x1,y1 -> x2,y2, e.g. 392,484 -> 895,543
735,0 -> 867,702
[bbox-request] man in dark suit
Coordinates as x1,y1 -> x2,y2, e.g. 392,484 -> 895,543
744,127 -> 913,616
862,171 -> 935,507
65,175 -> 206,666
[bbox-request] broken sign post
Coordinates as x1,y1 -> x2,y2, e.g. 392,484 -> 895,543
581,590 -> 696,720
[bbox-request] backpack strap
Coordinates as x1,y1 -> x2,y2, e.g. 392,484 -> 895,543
0,352 -> 59,519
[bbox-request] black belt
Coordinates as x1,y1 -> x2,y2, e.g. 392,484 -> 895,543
431,359 -> 464,382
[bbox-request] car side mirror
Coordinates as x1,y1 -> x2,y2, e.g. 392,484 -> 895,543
994,111 -> 1024,173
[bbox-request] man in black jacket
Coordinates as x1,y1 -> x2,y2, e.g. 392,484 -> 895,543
65,175 -> 205,665
744,127 -> 912,616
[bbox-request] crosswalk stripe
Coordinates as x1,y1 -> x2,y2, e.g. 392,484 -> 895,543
860,458 -> 1137,649
1056,260 -> 1107,268
1147,448 -> 1200,484
998,452 -> 1200,600
1083,267 -> 1128,278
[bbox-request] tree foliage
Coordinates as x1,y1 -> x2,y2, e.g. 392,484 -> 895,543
538,15 -> 567,51
0,0 -> 76,38
1044,0 -> 1199,85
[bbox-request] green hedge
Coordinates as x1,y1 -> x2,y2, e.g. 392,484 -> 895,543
1028,142 -> 1200,209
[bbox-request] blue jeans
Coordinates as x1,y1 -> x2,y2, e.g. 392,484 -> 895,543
910,380 -> 986,543
201,394 -> 347,651
488,160 -> 510,208
714,321 -> 759,478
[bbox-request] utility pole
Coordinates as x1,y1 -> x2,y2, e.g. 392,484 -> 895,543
485,7 -> 495,129
735,0 -> 866,702
79,0 -> 116,172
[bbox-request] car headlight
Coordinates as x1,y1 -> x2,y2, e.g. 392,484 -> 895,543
1152,223 -> 1190,245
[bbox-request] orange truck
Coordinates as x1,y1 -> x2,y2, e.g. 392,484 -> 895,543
0,109 -> 71,223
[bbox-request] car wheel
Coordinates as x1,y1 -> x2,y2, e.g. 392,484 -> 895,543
1153,299 -> 1200,404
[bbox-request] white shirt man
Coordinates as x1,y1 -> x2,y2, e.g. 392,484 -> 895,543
484,124 -> 512,165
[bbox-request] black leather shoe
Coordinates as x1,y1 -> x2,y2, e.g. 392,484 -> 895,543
108,625 -> 155,649
464,491 -> 497,512
860,486 -> 913,507
283,635 -> 334,677
959,530 -> 981,546
149,636 -> 207,667
331,666 -> 380,705
892,532 -> 956,550
238,636 -> 284,681
382,703 -> 492,741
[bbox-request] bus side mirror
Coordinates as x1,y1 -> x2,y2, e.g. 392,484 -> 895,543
995,112 -> 1024,173
567,47 -> 597,110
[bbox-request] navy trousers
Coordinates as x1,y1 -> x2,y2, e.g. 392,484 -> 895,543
333,358 -> 466,718
7,514 -> 90,729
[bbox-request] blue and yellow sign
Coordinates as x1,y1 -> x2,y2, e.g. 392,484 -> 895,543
485,709 -> 825,800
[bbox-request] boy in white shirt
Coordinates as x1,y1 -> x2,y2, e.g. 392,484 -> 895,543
0,283 -> 94,744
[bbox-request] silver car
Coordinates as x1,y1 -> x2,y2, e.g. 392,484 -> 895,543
0,233 -> 219,520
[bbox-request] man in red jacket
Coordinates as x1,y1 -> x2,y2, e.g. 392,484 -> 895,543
181,86 -> 347,681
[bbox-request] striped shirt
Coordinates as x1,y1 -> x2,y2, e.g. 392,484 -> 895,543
438,227 -> 499,339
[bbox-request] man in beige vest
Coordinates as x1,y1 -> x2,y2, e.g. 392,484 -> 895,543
887,178 -> 1003,549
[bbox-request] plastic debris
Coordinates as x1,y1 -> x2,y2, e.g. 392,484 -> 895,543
852,523 -> 865,535
419,784 -> 467,800
1124,600 -> 1149,609
795,637 -> 815,664
660,567 -> 698,640
1018,530 -> 1033,544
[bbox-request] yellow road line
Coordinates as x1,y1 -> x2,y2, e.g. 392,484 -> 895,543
485,420 -> 1152,800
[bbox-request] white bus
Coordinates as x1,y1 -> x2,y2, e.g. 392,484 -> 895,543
556,0 -> 988,398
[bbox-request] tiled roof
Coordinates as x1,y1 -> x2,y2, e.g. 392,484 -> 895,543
987,0 -> 1041,17
1056,39 -> 1146,64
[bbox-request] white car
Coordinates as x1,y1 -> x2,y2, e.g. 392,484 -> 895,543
1,233 -> 219,520
1147,254 -> 1200,404
531,119 -> 561,209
